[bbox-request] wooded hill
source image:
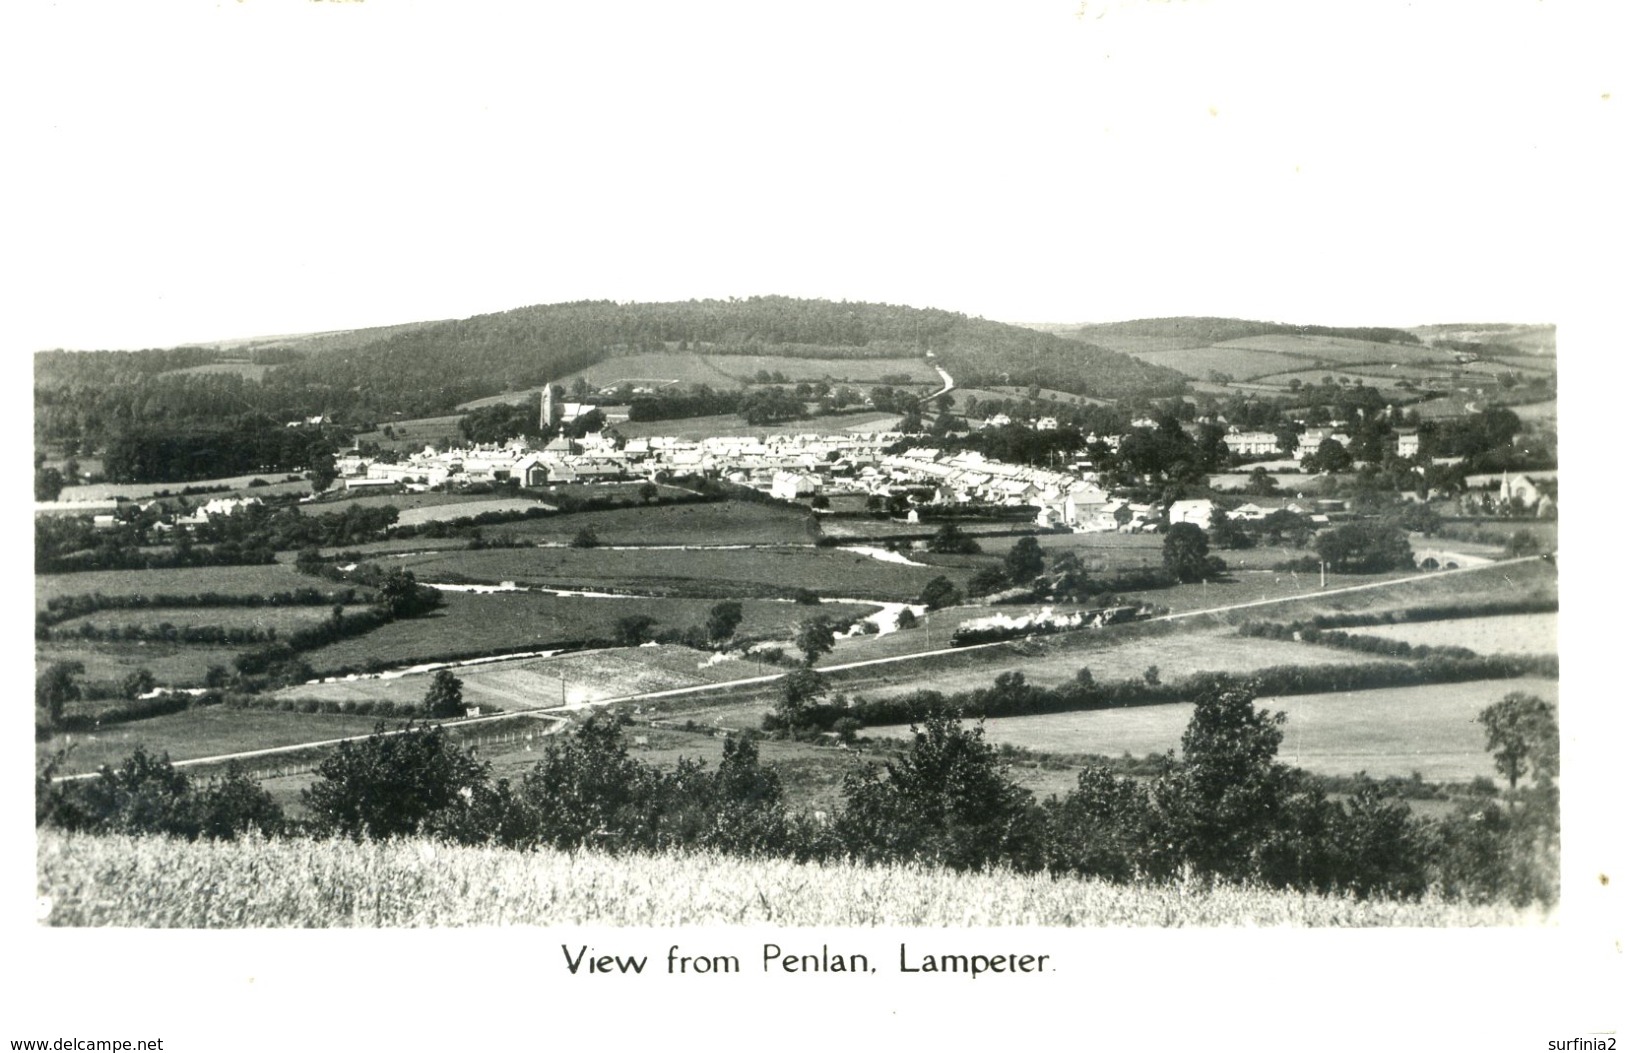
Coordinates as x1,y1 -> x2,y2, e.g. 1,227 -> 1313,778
258,297 -> 1189,417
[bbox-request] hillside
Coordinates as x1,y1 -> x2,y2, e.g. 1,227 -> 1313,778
259,297 -> 1189,417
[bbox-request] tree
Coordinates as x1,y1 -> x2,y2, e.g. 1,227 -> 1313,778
571,526 -> 600,549
34,466 -> 65,502
1478,692 -> 1559,790
833,711 -> 1042,872
36,660 -> 82,730
1313,522 -> 1414,573
379,567 -> 440,618
1161,522 -> 1213,583
615,614 -> 658,646
302,722 -> 488,839
927,522 -> 981,554
916,576 -> 962,610
423,669 -> 465,719
121,667 -> 157,700
795,616 -> 837,665
1003,536 -> 1045,584
774,667 -> 828,730
1043,551 -> 1090,602
638,482 -> 659,504
706,600 -> 744,642
518,713 -> 658,851
1145,680 -> 1335,888
1304,438 -> 1352,473
1243,467 -> 1280,496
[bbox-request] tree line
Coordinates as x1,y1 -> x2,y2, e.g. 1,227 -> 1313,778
36,680 -> 1559,906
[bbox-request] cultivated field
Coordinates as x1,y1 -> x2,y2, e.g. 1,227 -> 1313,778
1353,613 -> 1558,656
561,351 -> 741,390
288,644 -> 774,710
1133,346 -> 1310,381
699,354 -> 930,385
870,678 -> 1559,784
37,831 -> 1540,927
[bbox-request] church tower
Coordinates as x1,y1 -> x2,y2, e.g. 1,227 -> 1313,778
540,385 -> 556,430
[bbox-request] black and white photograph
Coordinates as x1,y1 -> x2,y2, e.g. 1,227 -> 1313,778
11,1 -> 1618,1049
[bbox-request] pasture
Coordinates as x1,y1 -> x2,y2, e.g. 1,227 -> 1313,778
613,410 -> 902,439
561,351 -> 741,390
1353,613 -> 1557,656
872,678 -> 1560,784
38,708 -> 392,774
50,605 -> 336,636
38,830 -> 1532,927
37,564 -> 319,610
699,354 -> 930,385
297,590 -> 877,672
382,545 -> 968,601
161,361 -> 271,380
36,642 -> 243,688
351,415 -> 466,452
842,626 -> 1396,703
54,473 -> 309,504
1132,346 -> 1309,381
495,499 -> 818,546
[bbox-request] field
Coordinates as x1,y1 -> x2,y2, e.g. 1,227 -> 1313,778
841,626 -> 1396,703
54,473 -> 309,504
495,499 -> 819,546
869,678 -> 1560,784
698,354 -> 931,385
561,351 -> 742,390
1354,613 -> 1557,656
613,410 -> 902,439
381,545 -> 969,601
38,708 -> 393,774
36,642 -> 243,687
287,644 -> 780,710
162,361 -> 271,380
51,605 -> 335,635
351,415 -> 466,452
37,563 -> 320,610
37,831 -> 1536,927
297,591 -> 877,672
1134,346 -> 1309,381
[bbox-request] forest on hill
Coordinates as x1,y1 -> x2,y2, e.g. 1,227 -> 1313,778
34,298 -> 1189,458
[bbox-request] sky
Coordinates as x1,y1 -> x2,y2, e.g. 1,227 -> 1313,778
9,0 -> 1617,351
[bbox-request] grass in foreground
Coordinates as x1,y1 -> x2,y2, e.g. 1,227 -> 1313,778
37,831 -> 1542,928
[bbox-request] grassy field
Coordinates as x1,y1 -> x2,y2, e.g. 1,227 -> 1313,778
54,474 -> 309,504
37,563 -> 319,610
162,361 -> 272,380
1354,613 -> 1557,656
351,415 -> 466,452
51,605 -> 336,635
613,410 -> 903,439
298,591 -> 877,672
37,831 -> 1539,927
495,499 -> 819,546
38,708 -> 394,774
841,626 -> 1396,702
562,351 -> 742,390
699,354 -> 930,384
36,642 -> 243,687
382,545 -> 970,601
1133,346 -> 1309,381
870,678 -> 1560,784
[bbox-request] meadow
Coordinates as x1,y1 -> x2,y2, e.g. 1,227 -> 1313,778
298,590 -> 877,672
867,678 -> 1560,784
495,499 -> 818,546
36,642 -> 243,688
613,410 -> 902,440
52,473 -> 309,504
1351,613 -> 1557,656
384,545 -> 968,601
37,564 -> 318,609
36,831 -> 1540,927
50,604 -> 335,636
39,708 -> 393,774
